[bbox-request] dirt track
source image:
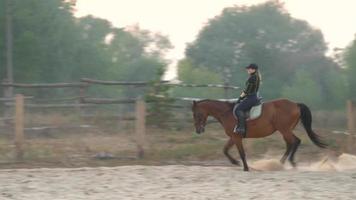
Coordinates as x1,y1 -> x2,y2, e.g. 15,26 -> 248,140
0,163 -> 355,200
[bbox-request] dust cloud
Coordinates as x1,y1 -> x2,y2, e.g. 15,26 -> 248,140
250,153 -> 356,172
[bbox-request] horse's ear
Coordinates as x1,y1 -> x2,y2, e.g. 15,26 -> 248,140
192,100 -> 197,109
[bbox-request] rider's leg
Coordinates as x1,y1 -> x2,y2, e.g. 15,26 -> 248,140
233,95 -> 258,137
234,110 -> 247,137
233,99 -> 249,136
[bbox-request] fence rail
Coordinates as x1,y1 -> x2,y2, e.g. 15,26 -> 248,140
165,83 -> 239,89
2,79 -> 240,90
82,97 -> 136,104
4,102 -> 94,108
79,78 -> 240,89
1,82 -> 86,88
80,78 -> 168,86
0,96 -> 33,102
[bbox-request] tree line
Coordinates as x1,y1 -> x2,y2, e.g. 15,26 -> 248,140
1,0 -> 356,110
0,0 -> 171,98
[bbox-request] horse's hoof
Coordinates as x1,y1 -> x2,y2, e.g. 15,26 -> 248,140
280,159 -> 286,165
243,168 -> 249,171
231,160 -> 240,166
291,162 -> 297,168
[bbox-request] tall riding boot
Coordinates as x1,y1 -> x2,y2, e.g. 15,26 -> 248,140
234,111 -> 246,137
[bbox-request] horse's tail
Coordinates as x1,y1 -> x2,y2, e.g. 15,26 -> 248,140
297,103 -> 327,148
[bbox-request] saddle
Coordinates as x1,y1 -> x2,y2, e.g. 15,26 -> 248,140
233,97 -> 263,120
246,103 -> 263,120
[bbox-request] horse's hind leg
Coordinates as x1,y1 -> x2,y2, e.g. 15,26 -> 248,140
223,138 -> 240,166
289,135 -> 301,167
279,130 -> 301,167
280,136 -> 293,164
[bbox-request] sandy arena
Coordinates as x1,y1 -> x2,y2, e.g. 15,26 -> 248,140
0,154 -> 356,200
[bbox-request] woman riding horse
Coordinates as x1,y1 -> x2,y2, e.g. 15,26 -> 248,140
191,64 -> 327,171
234,63 -> 261,137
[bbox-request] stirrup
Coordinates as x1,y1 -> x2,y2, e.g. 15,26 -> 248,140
233,125 -> 246,137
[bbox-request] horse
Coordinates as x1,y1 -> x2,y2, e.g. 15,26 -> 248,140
191,99 -> 327,171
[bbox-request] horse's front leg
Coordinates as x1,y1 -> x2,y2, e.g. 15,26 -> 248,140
223,138 -> 240,166
232,135 -> 249,171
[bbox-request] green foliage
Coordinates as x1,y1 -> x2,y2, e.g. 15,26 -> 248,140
281,70 -> 322,108
0,0 -> 110,84
320,68 -> 347,109
184,1 -> 343,109
108,28 -> 170,98
0,0 -> 171,99
282,67 -> 346,109
145,67 -> 175,128
172,59 -> 226,99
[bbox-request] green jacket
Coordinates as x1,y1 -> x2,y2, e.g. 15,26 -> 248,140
243,72 -> 260,95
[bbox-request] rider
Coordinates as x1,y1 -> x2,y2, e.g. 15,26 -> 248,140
233,63 -> 261,137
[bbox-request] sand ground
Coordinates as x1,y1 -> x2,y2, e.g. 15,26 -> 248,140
0,155 -> 355,200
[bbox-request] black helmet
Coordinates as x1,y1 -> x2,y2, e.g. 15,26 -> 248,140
245,63 -> 258,70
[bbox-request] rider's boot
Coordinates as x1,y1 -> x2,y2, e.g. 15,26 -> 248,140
233,111 -> 246,137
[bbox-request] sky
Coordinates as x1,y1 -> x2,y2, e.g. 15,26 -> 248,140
75,0 -> 356,79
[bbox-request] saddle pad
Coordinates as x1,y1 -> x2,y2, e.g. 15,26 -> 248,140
248,104 -> 262,120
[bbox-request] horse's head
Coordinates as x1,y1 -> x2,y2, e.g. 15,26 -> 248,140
192,100 -> 208,134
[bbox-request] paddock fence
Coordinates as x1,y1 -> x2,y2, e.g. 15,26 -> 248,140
0,78 -> 240,161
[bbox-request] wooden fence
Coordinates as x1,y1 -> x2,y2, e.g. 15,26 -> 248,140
4,93 -> 146,160
2,79 -> 356,156
0,78 -> 240,160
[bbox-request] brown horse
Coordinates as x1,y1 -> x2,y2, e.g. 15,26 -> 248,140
191,99 -> 327,171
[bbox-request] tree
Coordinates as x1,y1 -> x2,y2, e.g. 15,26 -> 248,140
184,1 -> 342,108
0,0 -> 172,99
281,70 -> 322,108
107,27 -> 171,98
318,66 -> 347,109
172,59 -> 225,99
145,67 -> 175,128
11,0 -> 80,82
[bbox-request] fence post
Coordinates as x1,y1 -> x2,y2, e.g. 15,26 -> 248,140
346,100 -> 355,152
77,85 -> 86,119
135,97 -> 146,158
15,94 -> 25,160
